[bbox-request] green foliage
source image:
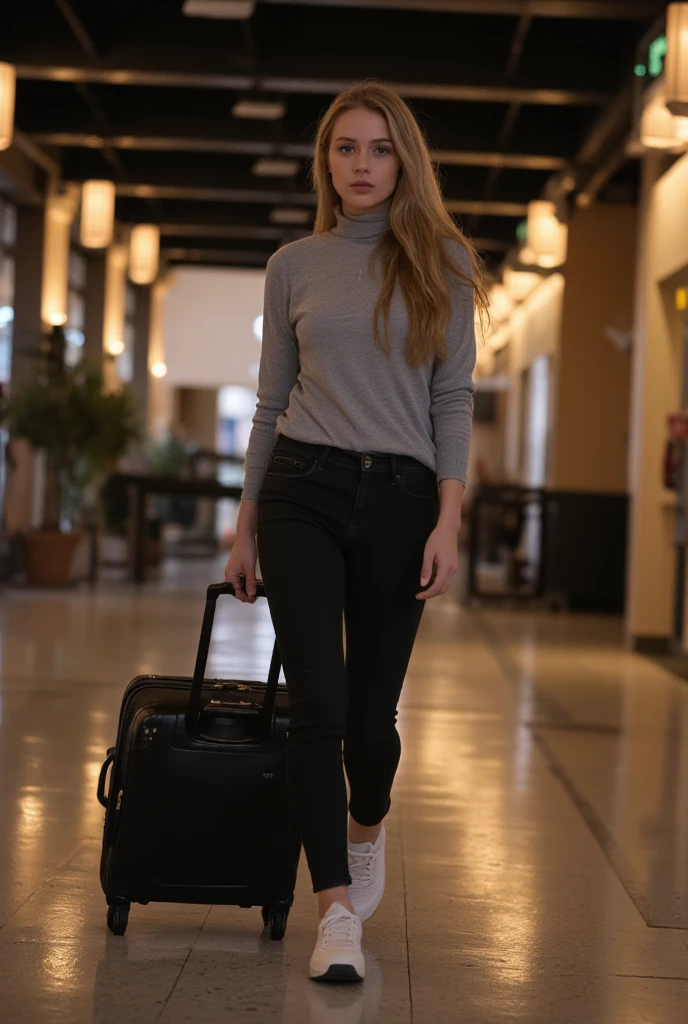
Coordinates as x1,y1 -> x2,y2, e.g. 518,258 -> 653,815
0,357 -> 141,528
144,432 -> 192,477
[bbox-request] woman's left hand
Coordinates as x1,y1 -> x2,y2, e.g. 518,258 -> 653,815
416,523 -> 460,600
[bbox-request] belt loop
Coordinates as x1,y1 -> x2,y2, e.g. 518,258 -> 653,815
390,454 -> 397,483
317,445 -> 330,471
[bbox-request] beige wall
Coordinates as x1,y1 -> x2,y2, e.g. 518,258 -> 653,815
627,150 -> 688,645
176,387 -> 219,450
504,274 -> 564,484
163,267 -> 265,390
551,205 -> 635,494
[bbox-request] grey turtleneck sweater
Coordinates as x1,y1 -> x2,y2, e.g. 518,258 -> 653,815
241,199 -> 476,502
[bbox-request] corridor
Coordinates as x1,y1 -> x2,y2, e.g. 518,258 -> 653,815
1,563 -> 687,1023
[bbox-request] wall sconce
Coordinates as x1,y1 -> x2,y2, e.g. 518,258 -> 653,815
0,63 -> 16,151
150,361 -> 168,378
666,3 -> 688,116
503,267 -> 541,302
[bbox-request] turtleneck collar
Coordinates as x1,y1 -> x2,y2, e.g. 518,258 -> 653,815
330,198 -> 391,241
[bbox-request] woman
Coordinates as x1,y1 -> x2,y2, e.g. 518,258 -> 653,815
224,80 -> 486,983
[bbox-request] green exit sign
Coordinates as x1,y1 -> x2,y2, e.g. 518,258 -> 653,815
636,33 -> 667,79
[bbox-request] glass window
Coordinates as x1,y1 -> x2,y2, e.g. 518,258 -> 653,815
0,197 -> 16,248
0,211 -> 15,385
65,247 -> 87,368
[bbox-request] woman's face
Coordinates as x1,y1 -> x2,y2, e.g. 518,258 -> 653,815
327,107 -> 401,216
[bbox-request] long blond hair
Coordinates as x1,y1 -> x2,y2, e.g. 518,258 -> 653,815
312,80 -> 489,369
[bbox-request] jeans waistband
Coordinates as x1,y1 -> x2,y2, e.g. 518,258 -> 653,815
275,433 -> 432,476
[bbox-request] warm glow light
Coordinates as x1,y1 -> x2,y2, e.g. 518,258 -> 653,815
677,287 -> 688,311
233,99 -> 285,120
129,224 -> 160,284
666,3 -> 688,116
503,267 -> 541,302
41,187 -> 80,329
106,339 -> 125,356
80,180 -> 116,248
641,92 -> 688,149
488,283 -> 514,323
150,360 -> 167,378
527,200 -> 568,268
0,63 -> 16,151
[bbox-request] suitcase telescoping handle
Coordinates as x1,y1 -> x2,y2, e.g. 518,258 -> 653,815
185,581 -> 282,742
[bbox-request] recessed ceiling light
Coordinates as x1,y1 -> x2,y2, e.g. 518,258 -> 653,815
269,208 -> 311,225
183,0 -> 255,18
253,157 -> 300,177
233,99 -> 286,120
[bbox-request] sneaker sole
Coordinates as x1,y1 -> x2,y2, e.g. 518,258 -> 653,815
311,964 -> 364,983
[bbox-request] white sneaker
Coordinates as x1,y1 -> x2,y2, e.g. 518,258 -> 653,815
309,902 -> 365,983
348,826 -> 386,923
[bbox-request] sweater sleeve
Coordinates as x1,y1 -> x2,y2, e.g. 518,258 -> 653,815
430,241 -> 477,486
241,253 -> 300,502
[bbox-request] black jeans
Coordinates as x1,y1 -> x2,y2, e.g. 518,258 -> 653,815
257,433 -> 440,893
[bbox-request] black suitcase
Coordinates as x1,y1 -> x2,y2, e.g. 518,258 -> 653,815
97,581 -> 300,940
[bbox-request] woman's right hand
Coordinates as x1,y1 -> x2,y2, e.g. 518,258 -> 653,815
223,534 -> 258,603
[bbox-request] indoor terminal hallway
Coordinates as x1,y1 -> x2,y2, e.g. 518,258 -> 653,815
1,563 -> 688,1023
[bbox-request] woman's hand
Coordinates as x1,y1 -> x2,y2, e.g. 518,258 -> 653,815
224,501 -> 259,603
416,523 -> 460,600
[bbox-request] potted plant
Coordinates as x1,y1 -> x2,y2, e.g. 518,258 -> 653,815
0,331 -> 140,586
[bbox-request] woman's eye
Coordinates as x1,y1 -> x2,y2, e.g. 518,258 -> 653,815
375,147 -> 390,155
339,145 -> 354,153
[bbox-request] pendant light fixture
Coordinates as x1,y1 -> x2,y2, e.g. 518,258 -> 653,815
489,284 -> 514,324
503,267 -> 541,302
640,91 -> 688,149
526,200 -> 568,269
80,180 -> 116,248
666,3 -> 688,116
0,63 -> 16,151
129,224 -> 160,285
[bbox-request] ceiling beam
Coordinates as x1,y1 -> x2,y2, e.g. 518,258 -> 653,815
31,132 -> 566,171
156,223 -> 310,241
111,183 -> 527,217
114,184 -> 316,205
53,0 -> 99,58
263,0 -> 662,19
163,247 -> 273,265
14,66 -> 609,106
445,199 -> 527,217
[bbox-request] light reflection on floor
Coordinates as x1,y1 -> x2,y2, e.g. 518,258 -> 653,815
1,558 -> 688,1022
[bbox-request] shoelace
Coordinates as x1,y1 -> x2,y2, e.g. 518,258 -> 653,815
348,848 -> 375,889
322,912 -> 360,949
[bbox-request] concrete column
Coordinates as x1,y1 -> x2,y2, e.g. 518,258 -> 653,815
131,284 -> 151,418
10,204 -> 44,385
5,204 -> 45,531
84,251 -> 106,362
626,151 -> 688,650
550,203 -> 637,493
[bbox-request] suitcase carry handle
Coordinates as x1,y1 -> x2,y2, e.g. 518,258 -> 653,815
185,582 -> 282,743
97,748 -> 116,808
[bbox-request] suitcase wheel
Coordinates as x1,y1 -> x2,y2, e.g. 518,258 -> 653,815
107,902 -> 130,936
262,907 -> 288,941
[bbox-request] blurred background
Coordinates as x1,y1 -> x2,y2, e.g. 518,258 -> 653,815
0,0 -> 686,656
2,4 -> 688,1022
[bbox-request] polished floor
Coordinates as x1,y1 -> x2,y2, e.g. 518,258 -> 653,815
1,559 -> 688,1023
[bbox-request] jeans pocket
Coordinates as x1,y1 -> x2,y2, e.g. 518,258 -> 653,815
265,452 -> 318,479
398,469 -> 438,500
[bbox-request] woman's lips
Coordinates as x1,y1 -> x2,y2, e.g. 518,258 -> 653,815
351,183 -> 374,192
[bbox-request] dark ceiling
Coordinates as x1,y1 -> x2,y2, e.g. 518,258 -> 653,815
0,0 -> 667,271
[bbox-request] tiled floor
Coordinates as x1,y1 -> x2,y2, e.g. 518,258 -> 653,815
1,558 -> 688,1022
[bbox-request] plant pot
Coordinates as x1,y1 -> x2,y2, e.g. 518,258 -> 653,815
20,529 -> 84,587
